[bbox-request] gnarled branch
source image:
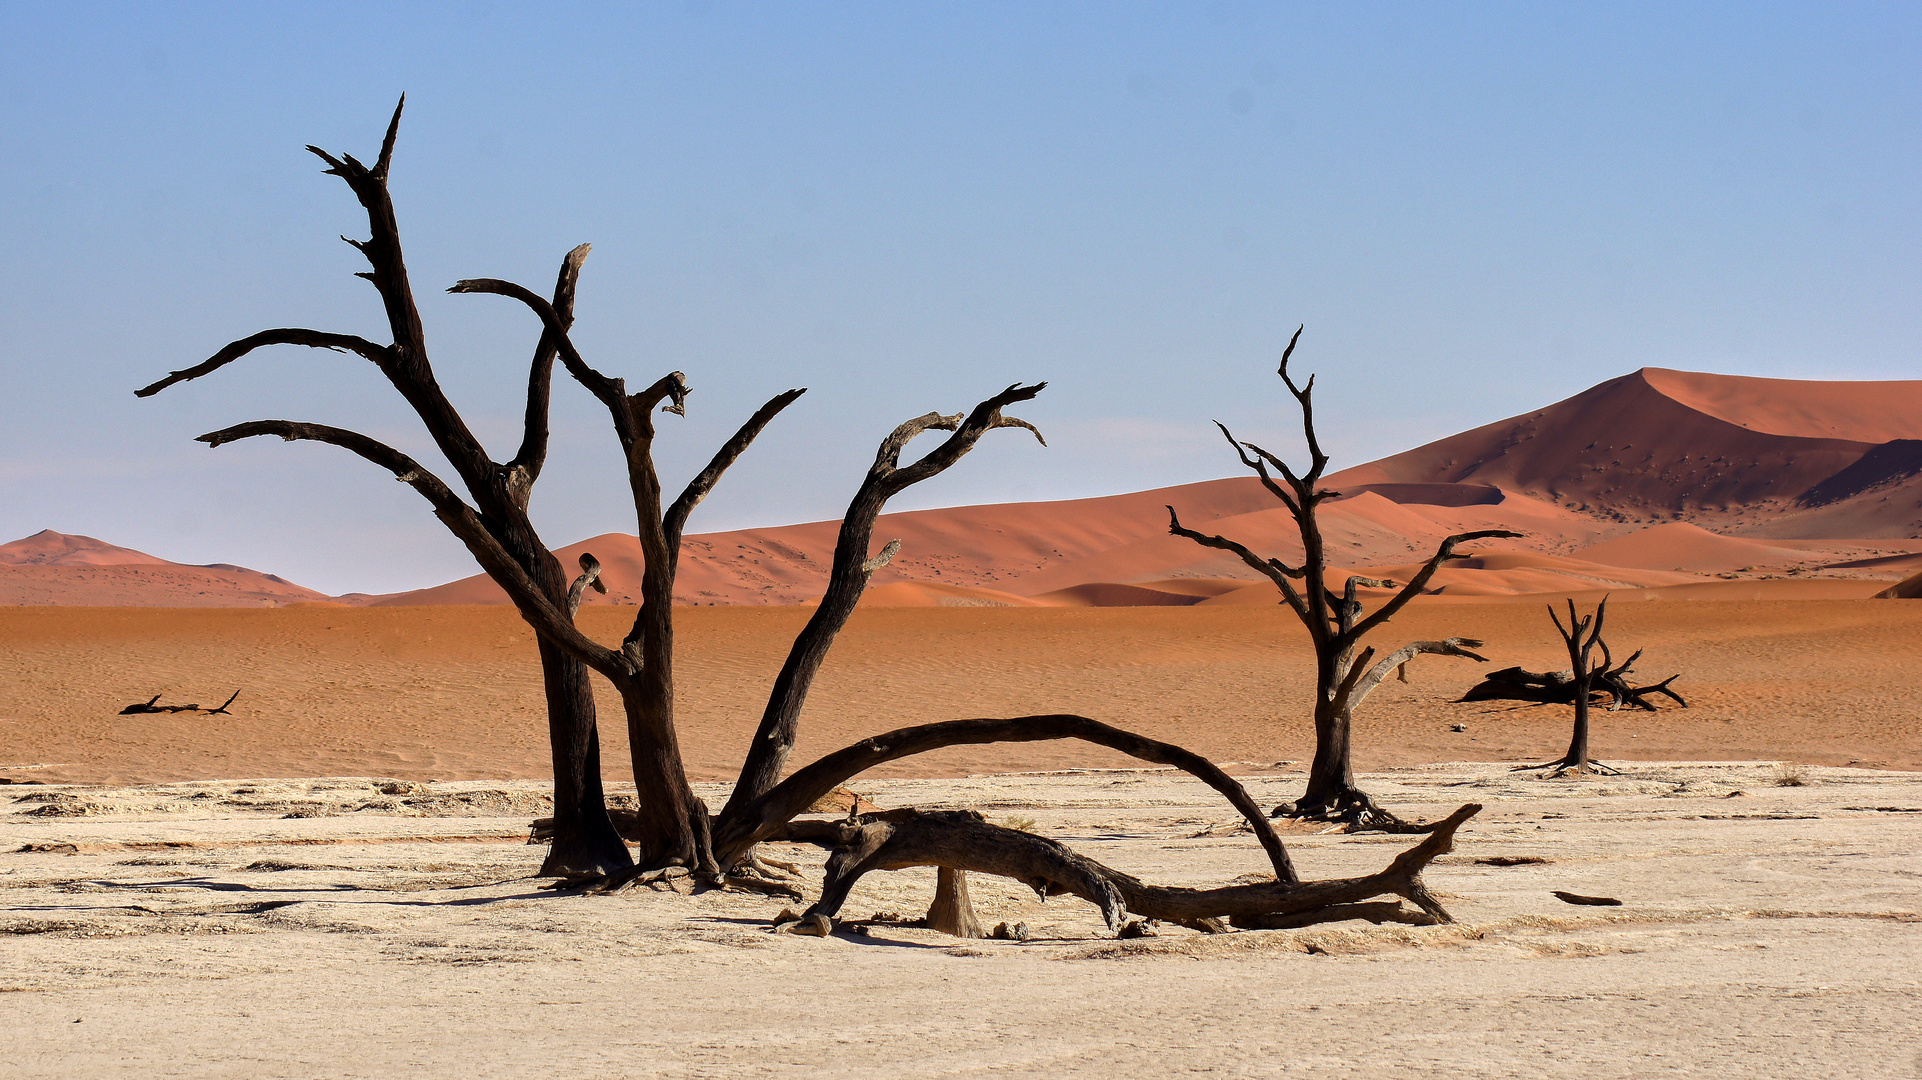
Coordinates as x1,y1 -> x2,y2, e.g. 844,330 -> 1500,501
783,802 -> 1480,936
136,330 -> 390,398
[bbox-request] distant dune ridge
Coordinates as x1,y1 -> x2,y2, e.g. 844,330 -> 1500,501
0,530 -> 332,607
11,368 -> 1922,607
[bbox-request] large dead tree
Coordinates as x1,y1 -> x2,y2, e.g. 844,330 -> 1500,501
467,283 -> 1488,930
149,105 -> 1489,937
1168,328 -> 1519,829
136,98 -> 632,877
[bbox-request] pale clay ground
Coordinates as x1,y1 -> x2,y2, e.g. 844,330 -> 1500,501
3,763 -> 1919,1079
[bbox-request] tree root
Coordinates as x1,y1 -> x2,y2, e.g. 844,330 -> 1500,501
773,803 -> 1480,938
543,861 -> 803,900
1273,788 -> 1442,834
1513,757 -> 1624,778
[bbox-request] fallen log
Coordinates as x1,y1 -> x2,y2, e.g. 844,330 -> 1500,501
1460,663 -> 1685,712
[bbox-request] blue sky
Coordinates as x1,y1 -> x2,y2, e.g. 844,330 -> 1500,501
2,2 -> 1916,593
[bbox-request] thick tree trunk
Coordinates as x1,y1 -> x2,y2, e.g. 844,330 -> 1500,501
1563,677 -> 1593,772
534,637 -> 631,876
1298,697 -> 1358,811
619,682 -> 703,869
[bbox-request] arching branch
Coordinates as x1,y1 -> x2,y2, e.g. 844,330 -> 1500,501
716,714 -> 1295,884
1165,507 -> 1310,622
1346,637 -> 1489,711
1348,529 -> 1522,642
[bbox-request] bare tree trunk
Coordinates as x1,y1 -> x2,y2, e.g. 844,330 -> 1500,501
138,101 -> 631,876
1300,695 -> 1358,812
615,675 -> 703,870
534,637 -> 628,875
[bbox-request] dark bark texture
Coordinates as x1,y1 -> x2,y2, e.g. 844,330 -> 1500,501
137,100 -> 629,875
774,803 -> 1481,936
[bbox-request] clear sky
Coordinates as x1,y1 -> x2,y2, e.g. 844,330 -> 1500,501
2,2 -> 1916,594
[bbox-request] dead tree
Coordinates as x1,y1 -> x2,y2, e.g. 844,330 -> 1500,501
773,802 -> 1482,937
472,301 -> 1487,930
1515,598 -> 1646,777
149,104 -> 1491,937
1168,328 -> 1520,829
137,98 -> 630,877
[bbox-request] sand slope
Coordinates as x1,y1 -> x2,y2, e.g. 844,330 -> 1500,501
0,531 -> 333,608
370,369 -> 1922,606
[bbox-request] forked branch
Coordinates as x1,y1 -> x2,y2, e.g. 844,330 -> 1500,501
717,384 -> 1050,825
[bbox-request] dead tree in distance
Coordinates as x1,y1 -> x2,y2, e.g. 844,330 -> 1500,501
1169,328 -> 1520,829
1513,597 -> 1650,777
119,690 -> 241,715
137,98 -> 632,876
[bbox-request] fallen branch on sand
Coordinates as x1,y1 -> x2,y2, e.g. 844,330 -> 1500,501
119,690 -> 241,716
767,802 -> 1483,937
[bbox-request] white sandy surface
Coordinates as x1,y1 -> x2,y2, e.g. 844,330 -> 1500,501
4,762 -> 1919,1078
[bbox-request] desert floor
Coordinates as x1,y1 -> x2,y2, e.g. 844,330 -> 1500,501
2,600 -> 1919,1076
4,599 -> 1921,785
3,765 -> 1920,1078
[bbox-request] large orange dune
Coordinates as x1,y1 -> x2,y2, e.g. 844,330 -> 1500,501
9,368 -> 1921,608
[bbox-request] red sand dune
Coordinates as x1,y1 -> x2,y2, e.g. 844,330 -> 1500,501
1575,522 -> 1814,573
15,368 -> 1922,608
0,531 -> 333,607
1329,367 -> 1922,538
0,530 -> 173,567
1876,571 -> 1922,599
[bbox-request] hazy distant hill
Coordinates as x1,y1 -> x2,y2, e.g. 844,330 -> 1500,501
0,530 -> 333,607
